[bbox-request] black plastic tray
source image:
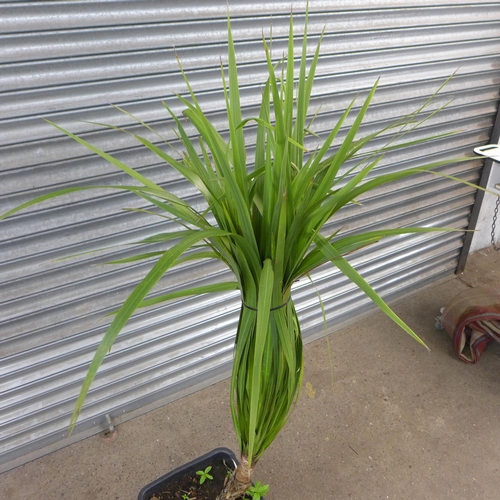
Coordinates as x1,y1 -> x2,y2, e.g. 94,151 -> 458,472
137,447 -> 239,500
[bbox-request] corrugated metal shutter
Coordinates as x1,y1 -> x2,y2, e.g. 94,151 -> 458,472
1,0 -> 499,471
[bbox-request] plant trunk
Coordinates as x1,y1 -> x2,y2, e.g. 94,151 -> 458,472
216,455 -> 254,500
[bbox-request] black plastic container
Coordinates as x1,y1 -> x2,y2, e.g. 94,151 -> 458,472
138,447 -> 249,500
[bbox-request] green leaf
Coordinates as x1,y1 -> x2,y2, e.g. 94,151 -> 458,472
315,234 -> 429,349
135,282 -> 239,309
0,186 -> 112,220
225,13 -> 247,198
247,259 -> 274,466
104,251 -> 166,265
45,120 -> 163,191
68,228 -> 231,433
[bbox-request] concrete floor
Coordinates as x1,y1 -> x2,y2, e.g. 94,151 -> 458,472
2,249 -> 500,500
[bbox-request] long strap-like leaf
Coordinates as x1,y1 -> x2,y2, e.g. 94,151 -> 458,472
45,120 -> 163,191
247,259 -> 274,466
315,234 -> 429,350
68,228 -> 230,433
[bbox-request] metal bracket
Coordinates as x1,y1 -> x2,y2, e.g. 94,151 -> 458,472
474,144 -> 500,163
475,144 -> 500,193
474,145 -> 500,250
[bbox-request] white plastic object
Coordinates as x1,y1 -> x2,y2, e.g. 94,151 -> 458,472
474,144 -> 500,162
474,145 -> 500,191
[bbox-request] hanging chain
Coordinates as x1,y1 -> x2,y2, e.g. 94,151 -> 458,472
492,195 -> 500,251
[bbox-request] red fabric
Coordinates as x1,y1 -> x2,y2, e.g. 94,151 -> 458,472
440,286 -> 500,364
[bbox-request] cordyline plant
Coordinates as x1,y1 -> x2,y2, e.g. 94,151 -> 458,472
1,7 -> 478,500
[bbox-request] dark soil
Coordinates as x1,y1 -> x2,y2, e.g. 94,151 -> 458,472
148,457 -> 232,500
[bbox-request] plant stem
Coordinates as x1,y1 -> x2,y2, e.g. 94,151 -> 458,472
216,455 -> 254,500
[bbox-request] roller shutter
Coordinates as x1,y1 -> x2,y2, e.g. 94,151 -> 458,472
1,0 -> 499,471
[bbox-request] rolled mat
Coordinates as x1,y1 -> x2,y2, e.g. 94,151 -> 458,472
440,286 -> 500,364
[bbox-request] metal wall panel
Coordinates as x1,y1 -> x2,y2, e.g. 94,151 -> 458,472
1,1 -> 499,471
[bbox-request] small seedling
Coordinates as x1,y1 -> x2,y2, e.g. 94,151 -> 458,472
246,481 -> 269,500
226,469 -> 232,478
181,495 -> 190,500
196,466 -> 213,485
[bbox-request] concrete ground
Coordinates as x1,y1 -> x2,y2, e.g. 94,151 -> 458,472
2,249 -> 500,500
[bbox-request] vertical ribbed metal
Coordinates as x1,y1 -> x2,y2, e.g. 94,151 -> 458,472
1,1 -> 499,471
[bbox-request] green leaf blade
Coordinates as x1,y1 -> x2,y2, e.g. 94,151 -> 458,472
68,228 -> 231,433
315,234 -> 429,350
